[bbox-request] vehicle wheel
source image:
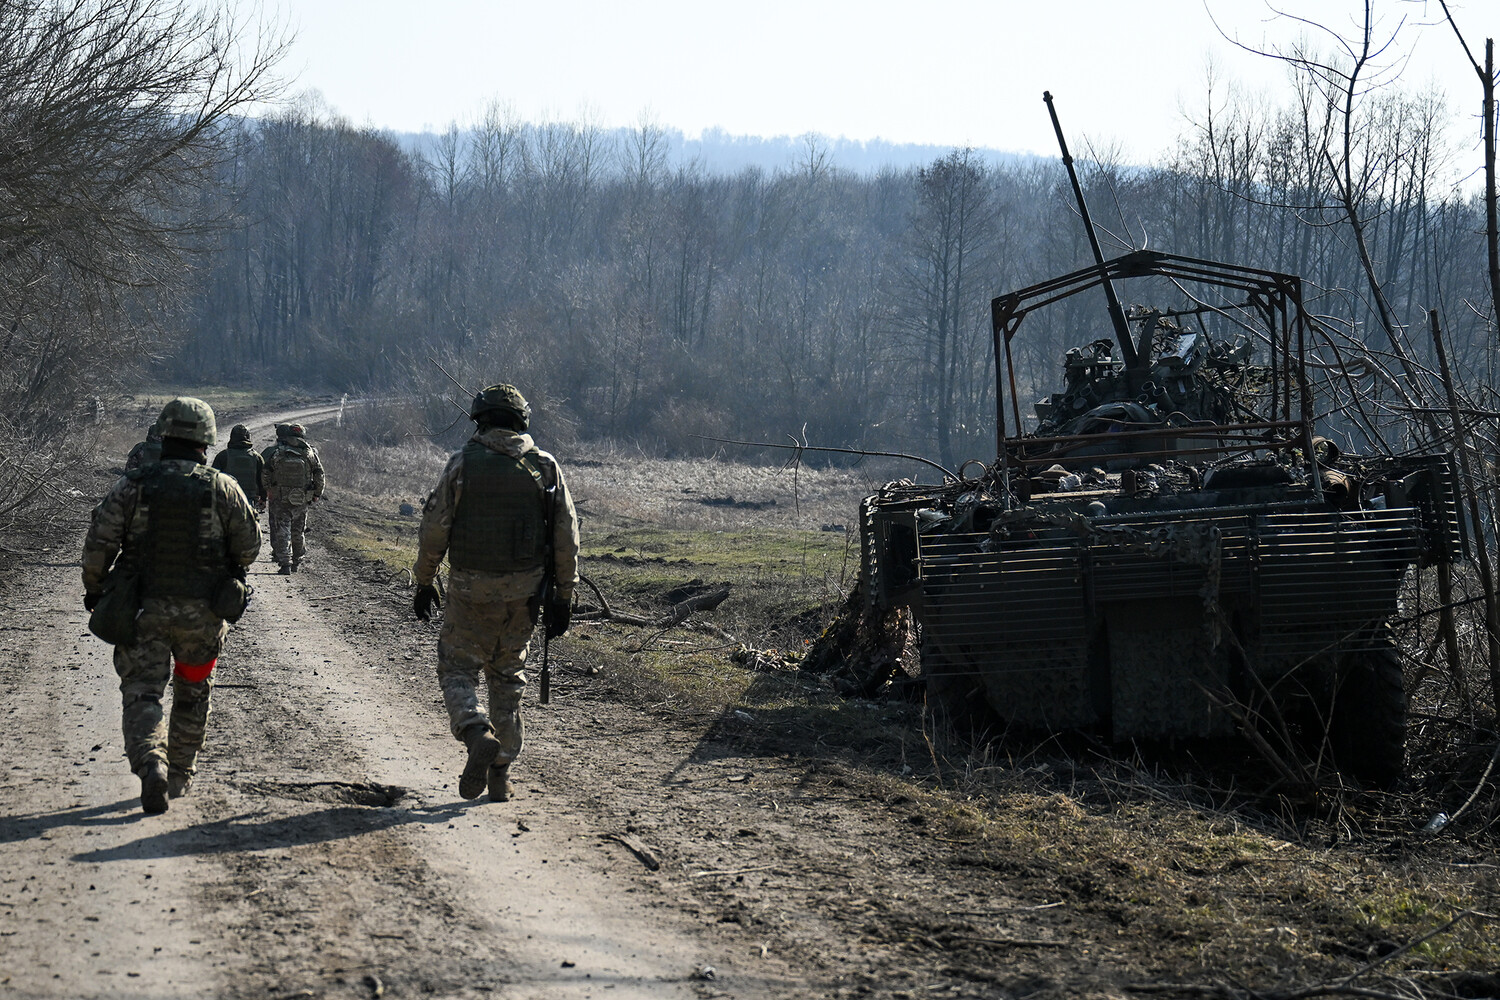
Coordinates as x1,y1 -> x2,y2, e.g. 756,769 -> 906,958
1328,641 -> 1406,789
921,632 -> 1003,739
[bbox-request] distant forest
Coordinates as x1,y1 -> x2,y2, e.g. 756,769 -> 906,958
163,90 -> 1494,465
2,0 -> 1494,472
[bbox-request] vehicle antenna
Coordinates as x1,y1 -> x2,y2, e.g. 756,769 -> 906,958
1043,91 -> 1140,369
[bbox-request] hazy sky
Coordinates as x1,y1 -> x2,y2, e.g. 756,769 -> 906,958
277,1 -> 1493,164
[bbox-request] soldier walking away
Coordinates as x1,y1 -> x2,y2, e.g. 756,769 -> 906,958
262,422 -> 325,574
411,384 -> 579,802
212,424 -> 267,511
124,420 -> 162,471
82,398 -> 261,814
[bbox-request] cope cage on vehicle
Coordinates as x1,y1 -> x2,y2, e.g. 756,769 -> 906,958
859,250 -> 1464,786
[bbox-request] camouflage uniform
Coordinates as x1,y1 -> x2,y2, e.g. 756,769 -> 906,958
262,429 -> 325,570
211,426 -> 267,508
414,426 -> 580,772
82,457 -> 261,789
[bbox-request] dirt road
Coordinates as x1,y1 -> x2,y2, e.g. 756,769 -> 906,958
0,408 -> 807,999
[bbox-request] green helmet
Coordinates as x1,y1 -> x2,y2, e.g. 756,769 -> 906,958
470,384 -> 530,429
156,397 -> 217,446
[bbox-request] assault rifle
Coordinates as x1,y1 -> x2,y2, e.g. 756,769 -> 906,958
539,468 -> 558,705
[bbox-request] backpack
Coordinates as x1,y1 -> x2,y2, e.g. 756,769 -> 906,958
271,449 -> 311,491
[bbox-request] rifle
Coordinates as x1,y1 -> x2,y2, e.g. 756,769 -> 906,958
538,467 -> 559,705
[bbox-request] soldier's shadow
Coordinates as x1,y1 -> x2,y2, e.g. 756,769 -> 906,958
0,799 -> 144,845
69,800 -> 470,862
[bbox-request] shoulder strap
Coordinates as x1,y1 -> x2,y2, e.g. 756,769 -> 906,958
521,449 -> 556,490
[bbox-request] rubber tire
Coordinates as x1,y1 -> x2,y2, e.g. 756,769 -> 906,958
921,632 -> 1004,739
1328,641 -> 1406,790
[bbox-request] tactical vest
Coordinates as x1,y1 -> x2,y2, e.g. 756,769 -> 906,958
135,465 -> 224,599
448,444 -> 549,574
270,447 -> 311,490
220,446 -> 259,497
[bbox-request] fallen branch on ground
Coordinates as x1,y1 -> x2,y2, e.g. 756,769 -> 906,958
577,586 -> 736,642
602,832 -> 661,871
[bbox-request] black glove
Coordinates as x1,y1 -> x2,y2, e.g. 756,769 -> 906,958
413,584 -> 441,621
84,592 -> 101,612
545,594 -> 572,639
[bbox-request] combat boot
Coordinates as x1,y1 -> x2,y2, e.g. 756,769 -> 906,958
277,563 -> 291,575
290,559 -> 301,573
488,762 -> 514,802
459,726 -> 501,800
167,767 -> 193,799
139,761 -> 169,814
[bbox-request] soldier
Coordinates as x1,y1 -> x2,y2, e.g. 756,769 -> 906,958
412,384 -> 579,802
82,398 -> 261,814
124,421 -> 162,471
211,424 -> 267,510
261,422 -> 325,574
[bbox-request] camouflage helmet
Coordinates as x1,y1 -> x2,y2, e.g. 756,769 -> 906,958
229,424 -> 252,446
156,397 -> 216,447
470,384 -> 530,429
286,423 -> 306,438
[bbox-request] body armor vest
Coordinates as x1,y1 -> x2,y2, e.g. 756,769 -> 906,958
136,466 -> 224,599
448,444 -> 549,574
220,446 -> 259,497
270,447 -> 311,490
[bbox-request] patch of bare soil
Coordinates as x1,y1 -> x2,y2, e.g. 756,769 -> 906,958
3,413 -> 1499,1000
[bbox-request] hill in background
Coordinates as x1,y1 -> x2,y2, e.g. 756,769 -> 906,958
391,123 -> 1045,175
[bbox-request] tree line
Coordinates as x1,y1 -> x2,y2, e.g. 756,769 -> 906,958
163,83 -> 1491,466
2,1 -> 1496,477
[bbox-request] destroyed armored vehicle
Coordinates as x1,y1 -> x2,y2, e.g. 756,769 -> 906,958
857,250 -> 1464,787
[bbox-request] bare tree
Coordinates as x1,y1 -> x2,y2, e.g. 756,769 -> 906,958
1438,2 -> 1500,334
900,149 -> 997,468
0,0 -> 287,287
0,0 -> 288,425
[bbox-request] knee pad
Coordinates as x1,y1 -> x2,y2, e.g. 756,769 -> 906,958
173,658 -> 217,683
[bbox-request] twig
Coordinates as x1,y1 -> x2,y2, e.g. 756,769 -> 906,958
932,932 -> 1066,949
691,433 -> 956,480
1338,909 -> 1478,987
578,573 -> 610,617
944,902 -> 1065,915
1434,742 -> 1500,831
1127,985 -> 1413,999
602,833 -> 661,871
690,863 -> 777,878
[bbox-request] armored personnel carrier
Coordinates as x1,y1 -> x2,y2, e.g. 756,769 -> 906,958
856,248 -> 1463,786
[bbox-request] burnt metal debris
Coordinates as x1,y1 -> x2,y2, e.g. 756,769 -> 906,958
805,96 -> 1467,789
